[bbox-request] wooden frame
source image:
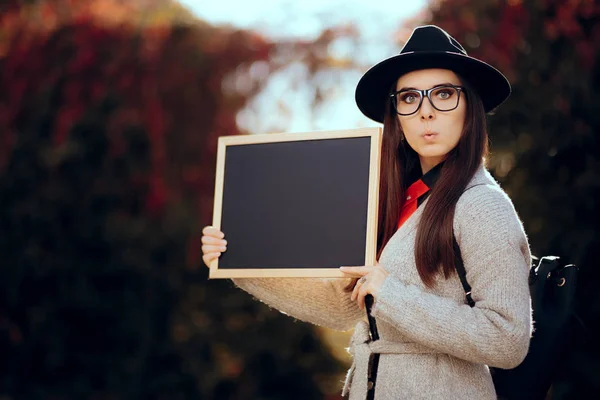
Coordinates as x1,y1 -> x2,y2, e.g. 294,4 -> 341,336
209,127 -> 382,279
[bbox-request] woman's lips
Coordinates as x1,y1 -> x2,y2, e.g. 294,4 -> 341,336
422,131 -> 438,141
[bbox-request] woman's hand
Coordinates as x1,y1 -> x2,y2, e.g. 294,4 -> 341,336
201,225 -> 227,268
340,263 -> 389,310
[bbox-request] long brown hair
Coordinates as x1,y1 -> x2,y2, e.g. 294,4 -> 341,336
347,76 -> 488,290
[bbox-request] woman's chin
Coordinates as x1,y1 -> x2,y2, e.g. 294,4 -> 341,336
415,146 -> 449,160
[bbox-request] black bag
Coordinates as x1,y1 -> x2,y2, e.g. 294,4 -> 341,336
454,240 -> 579,400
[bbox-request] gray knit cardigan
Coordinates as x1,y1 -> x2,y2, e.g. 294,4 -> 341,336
232,164 -> 533,399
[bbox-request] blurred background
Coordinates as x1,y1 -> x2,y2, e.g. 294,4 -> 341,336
0,0 -> 598,399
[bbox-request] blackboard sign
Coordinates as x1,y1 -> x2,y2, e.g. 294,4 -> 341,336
209,128 -> 381,278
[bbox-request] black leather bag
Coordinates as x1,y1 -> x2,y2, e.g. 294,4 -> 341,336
453,241 -> 579,400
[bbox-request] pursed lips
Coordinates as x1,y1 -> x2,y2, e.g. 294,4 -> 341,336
422,131 -> 439,139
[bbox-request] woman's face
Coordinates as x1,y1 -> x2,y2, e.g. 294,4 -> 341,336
394,68 -> 466,173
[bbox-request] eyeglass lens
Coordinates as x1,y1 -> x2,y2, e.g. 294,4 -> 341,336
394,86 -> 460,115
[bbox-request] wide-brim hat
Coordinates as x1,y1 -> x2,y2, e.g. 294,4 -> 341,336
355,25 -> 511,123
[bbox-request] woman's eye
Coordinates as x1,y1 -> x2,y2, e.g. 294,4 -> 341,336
401,93 -> 419,103
435,89 -> 454,100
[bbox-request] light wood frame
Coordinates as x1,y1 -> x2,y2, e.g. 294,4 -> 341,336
209,127 -> 382,279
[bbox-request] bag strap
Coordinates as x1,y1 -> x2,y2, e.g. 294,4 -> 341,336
451,183 -> 488,308
452,234 -> 476,307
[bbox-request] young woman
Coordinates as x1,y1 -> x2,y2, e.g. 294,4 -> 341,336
201,25 -> 532,400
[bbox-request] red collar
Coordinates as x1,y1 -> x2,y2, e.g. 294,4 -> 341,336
398,179 -> 430,228
397,163 -> 443,228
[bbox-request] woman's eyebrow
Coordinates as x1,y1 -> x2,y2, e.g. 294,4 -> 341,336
396,82 -> 457,91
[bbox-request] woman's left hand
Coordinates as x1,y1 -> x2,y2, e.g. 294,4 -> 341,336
340,264 -> 389,310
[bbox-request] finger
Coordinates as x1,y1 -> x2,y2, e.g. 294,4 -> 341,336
351,278 -> 365,302
357,285 -> 370,310
341,266 -> 375,271
202,226 -> 225,238
342,271 -> 365,278
351,281 -> 359,302
340,266 -> 373,276
357,288 -> 364,310
201,235 -> 227,246
202,252 -> 221,267
202,244 -> 227,254
203,252 -> 221,263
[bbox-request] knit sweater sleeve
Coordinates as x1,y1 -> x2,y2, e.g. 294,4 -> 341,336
231,277 -> 365,331
371,184 -> 533,369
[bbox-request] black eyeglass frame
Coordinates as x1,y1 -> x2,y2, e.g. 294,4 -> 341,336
389,84 -> 466,116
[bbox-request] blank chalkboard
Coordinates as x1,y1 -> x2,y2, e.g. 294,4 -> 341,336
209,128 -> 381,278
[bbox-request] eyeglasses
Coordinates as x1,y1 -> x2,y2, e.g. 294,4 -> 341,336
390,84 -> 465,116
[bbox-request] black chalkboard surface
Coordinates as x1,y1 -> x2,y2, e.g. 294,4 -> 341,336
209,128 -> 381,278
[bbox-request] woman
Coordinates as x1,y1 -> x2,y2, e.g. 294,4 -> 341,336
201,25 -> 532,399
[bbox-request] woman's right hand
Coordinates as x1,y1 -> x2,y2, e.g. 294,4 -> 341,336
201,225 -> 227,268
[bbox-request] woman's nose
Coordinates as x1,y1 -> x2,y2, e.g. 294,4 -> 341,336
420,99 -> 435,120
421,100 -> 435,120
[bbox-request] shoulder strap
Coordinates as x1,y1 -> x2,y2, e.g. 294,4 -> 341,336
452,234 -> 476,307
452,183 -> 488,308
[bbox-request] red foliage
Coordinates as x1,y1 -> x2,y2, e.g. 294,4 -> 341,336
422,0 -> 600,79
0,3 -> 274,266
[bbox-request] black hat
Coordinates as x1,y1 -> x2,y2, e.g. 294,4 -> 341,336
355,25 -> 511,123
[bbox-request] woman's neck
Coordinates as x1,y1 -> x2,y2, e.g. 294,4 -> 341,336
419,156 -> 445,175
